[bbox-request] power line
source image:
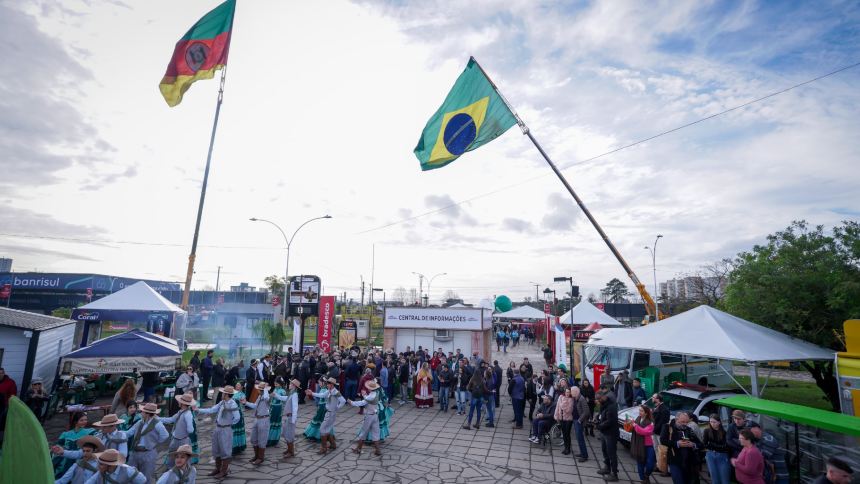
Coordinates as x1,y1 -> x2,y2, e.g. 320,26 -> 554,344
0,232 -> 285,250
356,60 -> 860,236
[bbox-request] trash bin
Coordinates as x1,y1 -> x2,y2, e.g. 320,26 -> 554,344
636,367 -> 661,395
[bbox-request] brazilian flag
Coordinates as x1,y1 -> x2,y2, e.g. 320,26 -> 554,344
414,57 -> 518,171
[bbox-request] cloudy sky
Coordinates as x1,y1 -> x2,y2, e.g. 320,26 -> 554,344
2,0 -> 859,305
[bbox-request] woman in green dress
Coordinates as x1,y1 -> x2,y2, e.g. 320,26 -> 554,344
52,412 -> 96,478
231,382 -> 247,455
303,376 -> 332,441
267,378 -> 287,447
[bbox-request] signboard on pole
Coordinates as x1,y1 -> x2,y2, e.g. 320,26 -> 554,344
383,307 -> 484,330
288,275 -> 320,317
317,295 -> 335,353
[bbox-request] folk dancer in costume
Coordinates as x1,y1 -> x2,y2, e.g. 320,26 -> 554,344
414,363 -> 433,408
348,380 -> 382,456
240,381 -> 271,465
54,414 -> 128,464
266,377 -> 287,448
160,393 -> 199,468
303,376 -> 331,441
55,435 -> 104,484
364,379 -> 394,442
272,378 -> 300,458
125,402 -> 169,484
196,385 -> 240,479
52,412 -> 97,478
230,383 -> 247,456
83,449 -> 146,484
156,444 -> 197,484
305,377 -> 346,455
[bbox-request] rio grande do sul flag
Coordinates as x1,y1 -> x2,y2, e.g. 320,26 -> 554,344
413,57 -> 517,171
159,0 -> 235,107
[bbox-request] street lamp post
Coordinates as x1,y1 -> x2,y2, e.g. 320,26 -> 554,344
250,215 -> 332,349
553,276 -> 576,316
644,234 -> 663,321
411,272 -> 425,306
426,272 -> 447,307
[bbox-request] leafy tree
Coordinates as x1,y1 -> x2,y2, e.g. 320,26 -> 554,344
391,287 -> 407,305
253,319 -> 287,354
263,275 -> 286,295
721,221 -> 860,411
52,307 -> 73,319
600,278 -> 632,303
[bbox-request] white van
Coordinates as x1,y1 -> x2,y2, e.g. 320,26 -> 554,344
582,334 -> 734,392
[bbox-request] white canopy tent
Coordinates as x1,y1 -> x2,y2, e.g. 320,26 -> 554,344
78,281 -> 184,312
587,305 -> 834,396
494,305 -> 548,320
559,300 -> 623,326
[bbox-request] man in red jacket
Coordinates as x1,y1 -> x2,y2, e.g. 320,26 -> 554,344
0,367 -> 18,435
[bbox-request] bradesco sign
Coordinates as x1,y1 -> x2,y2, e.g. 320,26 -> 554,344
384,307 -> 484,330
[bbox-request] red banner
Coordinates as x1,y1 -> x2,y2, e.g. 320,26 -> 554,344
0,284 -> 10,299
317,295 -> 335,352
272,296 -> 281,307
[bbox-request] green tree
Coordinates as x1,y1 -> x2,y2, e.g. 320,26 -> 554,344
600,278 -> 631,303
721,221 -> 860,411
52,307 -> 73,319
253,319 -> 287,354
264,275 -> 286,296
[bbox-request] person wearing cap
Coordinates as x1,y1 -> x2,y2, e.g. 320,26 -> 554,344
54,413 -> 128,462
348,379 -> 382,456
727,409 -> 749,458
272,378 -> 300,458
56,435 -> 104,484
83,449 -> 145,484
305,376 -> 346,455
125,402 -> 169,484
160,393 -> 199,468
266,377 -> 288,448
26,377 -> 50,422
813,456 -> 854,484
156,444 -> 197,484
196,385 -> 240,479
240,381 -> 272,465
749,422 -> 789,484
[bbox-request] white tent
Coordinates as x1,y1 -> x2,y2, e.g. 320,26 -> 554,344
587,305 -> 834,396
494,305 -> 548,320
559,300 -> 623,326
79,281 -> 183,312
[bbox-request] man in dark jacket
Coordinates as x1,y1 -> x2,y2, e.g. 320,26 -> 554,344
613,370 -> 633,408
652,393 -> 671,476
245,360 -> 258,390
520,358 -> 534,380
596,390 -> 620,481
812,457 -> 853,484
661,411 -> 703,484
492,361 -> 503,407
200,350 -> 214,401
344,358 -> 360,400
543,345 -> 553,367
398,358 -> 410,405
297,357 -> 310,404
529,395 -> 556,443
511,371 -> 525,429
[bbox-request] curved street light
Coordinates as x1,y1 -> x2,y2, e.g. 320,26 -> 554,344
426,272 -> 447,307
643,234 -> 663,320
250,215 -> 332,324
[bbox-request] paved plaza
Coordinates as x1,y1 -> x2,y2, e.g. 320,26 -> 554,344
46,342 -> 657,483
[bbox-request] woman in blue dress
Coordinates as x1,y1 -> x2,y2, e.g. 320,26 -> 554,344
231,382 -> 247,455
267,378 -> 287,447
52,412 -> 96,478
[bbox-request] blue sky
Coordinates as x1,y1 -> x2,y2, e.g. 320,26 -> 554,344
1,0 -> 858,303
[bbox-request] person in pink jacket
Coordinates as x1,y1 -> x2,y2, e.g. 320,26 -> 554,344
732,429 -> 765,484
632,405 -> 656,483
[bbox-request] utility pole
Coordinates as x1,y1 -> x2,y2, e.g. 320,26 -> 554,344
215,266 -> 222,292
360,276 -> 366,311
370,244 -> 375,304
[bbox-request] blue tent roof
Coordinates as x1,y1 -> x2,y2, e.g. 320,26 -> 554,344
65,329 -> 180,358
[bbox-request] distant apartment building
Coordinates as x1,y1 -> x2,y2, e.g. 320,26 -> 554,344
0,258 -> 12,272
660,276 -> 726,302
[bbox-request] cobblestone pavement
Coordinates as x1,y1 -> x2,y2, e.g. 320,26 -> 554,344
46,340 -> 667,483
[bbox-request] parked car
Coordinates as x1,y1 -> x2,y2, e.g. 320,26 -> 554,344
617,383 -> 742,443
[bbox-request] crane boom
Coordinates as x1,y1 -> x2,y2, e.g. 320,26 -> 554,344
525,131 -> 661,320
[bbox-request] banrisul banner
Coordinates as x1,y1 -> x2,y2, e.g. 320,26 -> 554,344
317,295 -> 335,352
0,273 -> 180,292
384,307 -> 485,330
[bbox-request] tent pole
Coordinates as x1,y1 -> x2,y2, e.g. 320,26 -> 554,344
749,362 -> 760,397
718,364 -> 751,396
760,366 -> 774,394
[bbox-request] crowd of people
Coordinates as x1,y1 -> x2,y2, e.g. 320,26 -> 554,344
2,341 -> 852,484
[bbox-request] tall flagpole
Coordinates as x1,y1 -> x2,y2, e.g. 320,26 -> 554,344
181,67 -> 228,310
471,57 -> 658,320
